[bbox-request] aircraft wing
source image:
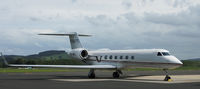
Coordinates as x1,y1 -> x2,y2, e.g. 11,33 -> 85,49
0,52 -> 117,69
7,64 -> 117,69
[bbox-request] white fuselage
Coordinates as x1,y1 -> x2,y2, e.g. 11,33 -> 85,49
38,32 -> 183,71
86,49 -> 182,69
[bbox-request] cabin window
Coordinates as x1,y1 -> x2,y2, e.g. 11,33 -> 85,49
131,56 -> 134,59
100,56 -> 102,59
115,56 -> 117,59
105,55 -> 107,59
125,56 -> 129,59
162,52 -> 170,56
120,56 -> 123,59
157,52 -> 162,56
109,55 -> 112,59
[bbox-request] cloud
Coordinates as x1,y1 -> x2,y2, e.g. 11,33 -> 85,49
0,0 -> 200,59
145,4 -> 200,25
122,0 -> 132,9
144,4 -> 200,39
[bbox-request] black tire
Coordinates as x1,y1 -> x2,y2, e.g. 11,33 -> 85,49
88,73 -> 95,78
164,75 -> 171,81
113,72 -> 120,78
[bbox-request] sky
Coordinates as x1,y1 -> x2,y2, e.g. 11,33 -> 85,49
0,0 -> 200,60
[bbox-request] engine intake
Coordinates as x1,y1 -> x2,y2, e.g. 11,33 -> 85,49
81,50 -> 88,58
69,49 -> 89,60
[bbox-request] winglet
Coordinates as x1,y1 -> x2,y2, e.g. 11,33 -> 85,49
0,52 -> 9,66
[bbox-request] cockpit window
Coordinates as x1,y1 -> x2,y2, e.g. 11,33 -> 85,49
162,52 -> 170,56
157,52 -> 162,56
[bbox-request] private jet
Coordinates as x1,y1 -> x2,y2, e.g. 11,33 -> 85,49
1,32 -> 183,81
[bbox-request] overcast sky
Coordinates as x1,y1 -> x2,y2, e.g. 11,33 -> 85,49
0,0 -> 200,60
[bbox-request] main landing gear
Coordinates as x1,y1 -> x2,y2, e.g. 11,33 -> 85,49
113,70 -> 122,78
163,69 -> 172,81
88,69 -> 95,78
88,69 -> 123,78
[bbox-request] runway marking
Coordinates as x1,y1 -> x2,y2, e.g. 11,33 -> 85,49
51,75 -> 200,84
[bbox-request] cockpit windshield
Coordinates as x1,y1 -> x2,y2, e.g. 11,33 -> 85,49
157,52 -> 170,56
162,52 -> 170,56
157,52 -> 162,56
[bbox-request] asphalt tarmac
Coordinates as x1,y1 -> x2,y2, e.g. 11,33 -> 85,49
0,70 -> 200,89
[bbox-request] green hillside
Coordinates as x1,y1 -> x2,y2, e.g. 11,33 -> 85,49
176,60 -> 200,70
0,50 -> 84,68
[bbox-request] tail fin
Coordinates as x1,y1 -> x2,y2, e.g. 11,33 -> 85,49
39,32 -> 91,49
0,52 -> 9,66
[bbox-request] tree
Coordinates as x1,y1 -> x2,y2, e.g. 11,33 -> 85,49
15,58 -> 25,64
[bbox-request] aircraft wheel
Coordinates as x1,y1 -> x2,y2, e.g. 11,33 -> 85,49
113,72 -> 120,78
164,75 -> 171,81
88,72 -> 95,78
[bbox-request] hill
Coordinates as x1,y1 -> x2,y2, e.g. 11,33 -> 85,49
176,59 -> 200,70
0,50 -> 84,67
186,58 -> 200,61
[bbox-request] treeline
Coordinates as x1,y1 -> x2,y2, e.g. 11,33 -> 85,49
3,58 -> 84,65
0,50 -> 84,68
1,50 -> 200,68
181,60 -> 200,67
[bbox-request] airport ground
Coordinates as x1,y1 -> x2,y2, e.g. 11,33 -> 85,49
0,70 -> 200,89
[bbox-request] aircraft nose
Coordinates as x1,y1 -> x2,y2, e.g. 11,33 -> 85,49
170,56 -> 183,65
176,58 -> 183,65
164,56 -> 183,69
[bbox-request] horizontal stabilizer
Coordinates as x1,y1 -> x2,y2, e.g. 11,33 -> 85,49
38,32 -> 91,37
38,32 -> 91,49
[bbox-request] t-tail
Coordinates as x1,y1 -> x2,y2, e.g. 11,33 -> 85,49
39,32 -> 91,61
38,32 -> 91,49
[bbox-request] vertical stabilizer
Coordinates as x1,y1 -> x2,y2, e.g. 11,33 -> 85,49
68,32 -> 83,49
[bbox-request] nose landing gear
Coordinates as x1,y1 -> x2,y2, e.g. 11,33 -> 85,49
163,69 -> 172,81
164,75 -> 171,81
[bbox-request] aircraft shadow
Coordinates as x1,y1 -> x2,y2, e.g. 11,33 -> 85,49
53,74 -> 165,82
0,74 -> 164,82
54,74 -> 151,79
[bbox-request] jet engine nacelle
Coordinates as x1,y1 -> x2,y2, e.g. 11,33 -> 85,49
68,48 -> 89,60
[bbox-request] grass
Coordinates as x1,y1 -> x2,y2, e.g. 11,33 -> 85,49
174,66 -> 200,70
1,66 -> 200,73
